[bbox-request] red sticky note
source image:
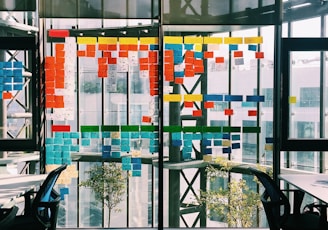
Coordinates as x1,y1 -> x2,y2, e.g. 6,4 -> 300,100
48,29 -> 69,38
52,125 -> 71,132
224,109 -> 234,116
184,101 -> 193,108
108,58 -> 117,64
234,51 -> 243,58
3,92 -> 12,99
204,101 -> 214,109
248,110 -> 257,116
255,52 -> 264,59
175,77 -> 184,84
192,110 -> 202,117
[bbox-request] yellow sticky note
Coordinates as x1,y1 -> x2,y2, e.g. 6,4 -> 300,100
184,94 -> 203,102
244,36 -> 263,44
111,132 -> 120,139
289,96 -> 297,104
140,37 -> 158,45
164,36 -> 183,44
222,140 -> 231,146
203,37 -> 223,44
224,37 -> 243,44
132,150 -> 141,157
203,155 -> 212,162
184,36 -> 203,44
119,37 -> 138,44
265,144 -> 273,151
194,44 -> 203,52
164,94 -> 182,102
77,37 -> 97,44
98,37 -> 117,44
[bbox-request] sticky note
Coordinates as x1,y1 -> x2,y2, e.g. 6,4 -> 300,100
289,96 -> 297,104
244,36 -> 263,44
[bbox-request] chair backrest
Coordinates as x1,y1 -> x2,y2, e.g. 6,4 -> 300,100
249,167 -> 290,230
32,164 -> 67,229
0,206 -> 18,230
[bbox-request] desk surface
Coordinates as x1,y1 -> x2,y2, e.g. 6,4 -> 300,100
0,174 -> 47,206
279,174 -> 328,203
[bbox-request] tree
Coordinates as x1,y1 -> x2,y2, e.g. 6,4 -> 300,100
79,162 -> 126,227
198,158 -> 262,228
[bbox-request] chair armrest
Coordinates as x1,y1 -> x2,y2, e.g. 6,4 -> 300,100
281,189 -> 305,214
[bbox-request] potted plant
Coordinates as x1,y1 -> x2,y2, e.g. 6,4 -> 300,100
79,162 -> 126,227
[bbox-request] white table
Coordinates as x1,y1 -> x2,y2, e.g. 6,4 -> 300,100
0,174 -> 47,207
279,174 -> 328,203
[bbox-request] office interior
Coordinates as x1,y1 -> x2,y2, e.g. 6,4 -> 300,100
1,0 -> 328,229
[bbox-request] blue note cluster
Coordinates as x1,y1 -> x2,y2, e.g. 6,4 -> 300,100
0,61 -> 24,98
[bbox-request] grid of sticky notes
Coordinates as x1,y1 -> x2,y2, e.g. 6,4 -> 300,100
0,61 -> 24,99
122,156 -> 142,177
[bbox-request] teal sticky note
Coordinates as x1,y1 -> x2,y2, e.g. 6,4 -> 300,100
102,131 -> 111,138
213,133 -> 223,139
91,132 -> 100,138
45,145 -> 54,152
149,146 -> 159,152
132,170 -> 141,177
70,145 -> 80,152
172,132 -> 181,140
111,139 -> 121,145
62,151 -> 70,158
63,132 -> 70,138
13,84 -> 23,90
64,139 -> 72,145
130,132 -> 139,139
62,145 -> 70,151
149,132 -> 159,139
81,139 -> 91,146
121,145 -> 130,152
150,139 -> 158,146
183,146 -> 192,152
54,138 -> 64,145
192,133 -> 202,140
183,133 -> 193,140
70,132 -> 80,138
45,138 -> 54,144
111,151 -> 121,158
121,132 -> 130,139
121,139 -> 130,146
122,157 -> 131,164
203,133 -> 213,139
141,132 -> 150,138
82,132 -> 91,138
214,140 -> 222,146
46,157 -> 55,165
184,140 -> 192,147
55,132 -> 64,138
122,163 -> 132,170
232,134 -> 240,141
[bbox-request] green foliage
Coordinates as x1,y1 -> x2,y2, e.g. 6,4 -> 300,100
79,163 -> 126,227
199,164 -> 262,228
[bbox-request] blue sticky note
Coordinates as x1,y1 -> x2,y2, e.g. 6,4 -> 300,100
194,52 -> 203,59
205,148 -> 212,154
4,62 -> 12,68
60,187 -> 69,200
103,145 -> 111,151
202,139 -> 211,146
246,95 -> 265,102
102,151 -> 111,159
248,44 -> 257,51
13,84 -> 23,90
174,71 -> 184,77
13,75 -> 23,82
133,164 -> 142,170
3,84 -> 12,91
150,44 -> 158,50
204,94 -> 223,101
131,158 -> 141,164
266,137 -> 274,143
223,147 -> 232,154
0,62 -> 4,68
172,139 -> 182,147
184,44 -> 194,50
222,133 -> 230,140
4,70 -> 13,76
174,55 -> 184,64
62,132 -> 70,138
13,62 -> 23,68
46,157 -> 55,164
13,69 -> 22,77
232,143 -> 240,149
225,95 -> 243,102
229,44 -> 238,51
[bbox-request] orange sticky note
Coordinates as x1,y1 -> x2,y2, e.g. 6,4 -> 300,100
185,50 -> 194,58
108,44 -> 117,51
119,51 -> 128,57
194,65 -> 204,73
108,58 -> 117,64
3,92 -> 12,99
56,50 -> 65,58
98,57 -> 107,64
185,57 -> 194,64
165,55 -> 174,63
86,51 -> 96,57
139,45 -> 149,50
175,77 -> 184,84
193,110 -> 202,117
150,89 -> 158,96
142,116 -> 152,123
77,50 -> 86,57
129,44 -> 138,51
139,57 -> 149,64
165,50 -> 174,57
120,44 -> 128,50
98,70 -> 107,78
140,64 -> 149,71
165,72 -> 174,82
98,44 -> 108,51
54,95 -> 64,108
103,51 -> 111,58
55,43 -> 64,51
204,51 -> 214,59
216,57 -> 224,63
86,45 -> 96,52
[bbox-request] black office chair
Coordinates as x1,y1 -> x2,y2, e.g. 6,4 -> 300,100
10,164 -> 67,230
249,167 -> 328,230
0,206 -> 18,230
